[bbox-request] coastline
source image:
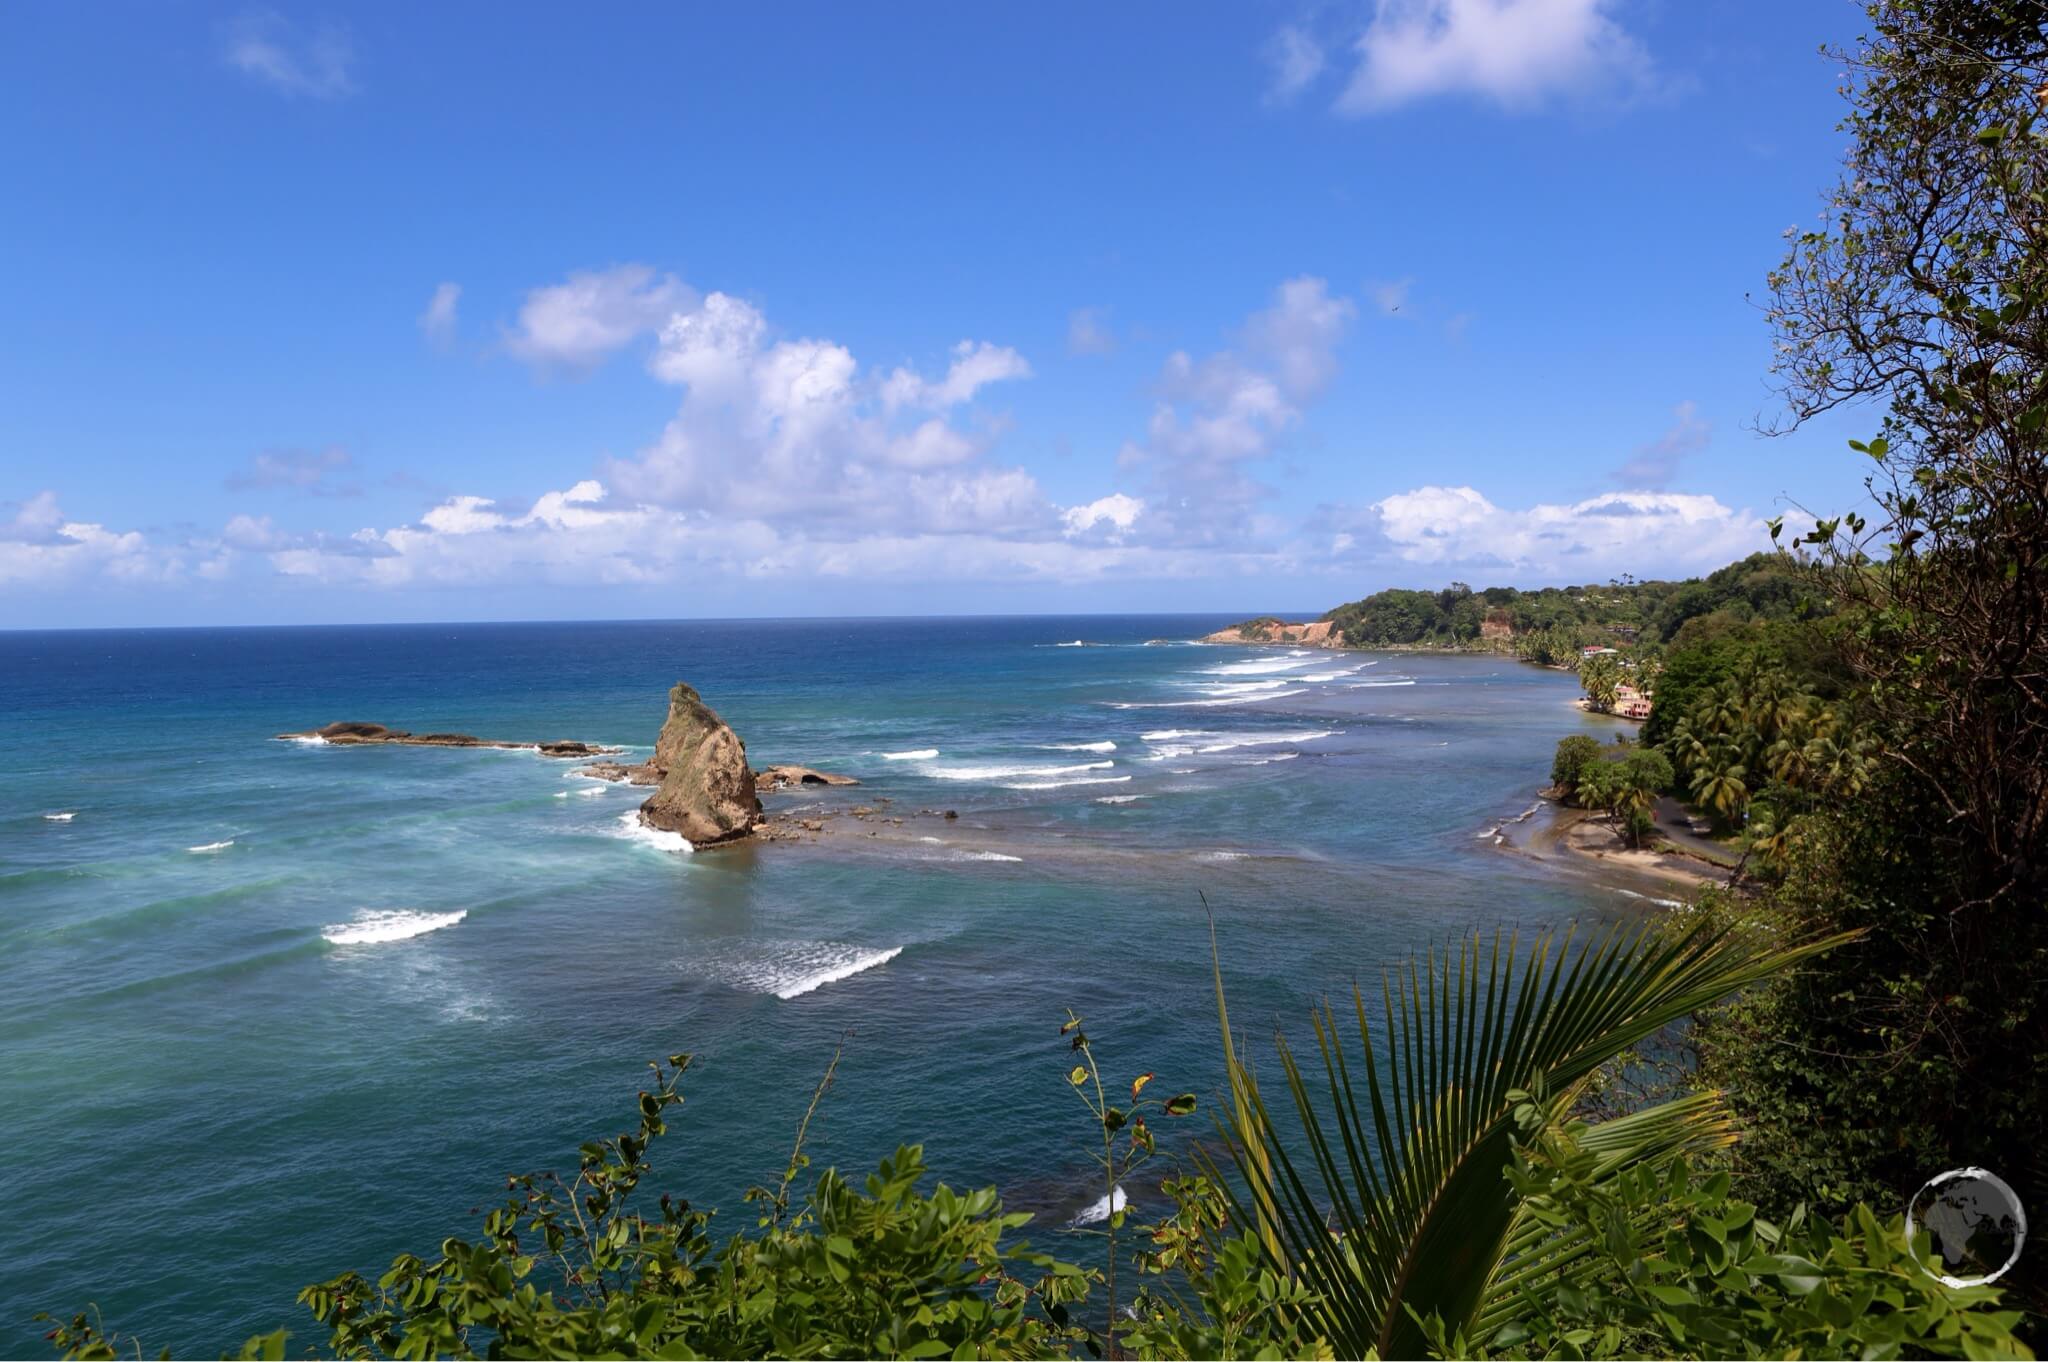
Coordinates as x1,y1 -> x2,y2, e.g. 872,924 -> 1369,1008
1492,795 -> 1733,896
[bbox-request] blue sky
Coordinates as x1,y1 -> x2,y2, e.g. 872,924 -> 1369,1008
1,1 -> 1878,627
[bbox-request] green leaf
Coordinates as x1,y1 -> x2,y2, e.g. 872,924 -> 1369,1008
1164,1093 -> 1197,1116
1068,1065 -> 1089,1087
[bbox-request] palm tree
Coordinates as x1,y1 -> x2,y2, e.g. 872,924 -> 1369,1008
1205,918 -> 1848,1358
1691,757 -> 1750,825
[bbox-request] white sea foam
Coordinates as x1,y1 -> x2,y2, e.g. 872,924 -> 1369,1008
281,734 -> 330,746
613,810 -> 694,854
1170,768 -> 1198,774
1095,794 -> 1144,804
1347,680 -> 1417,688
43,811 -> 76,822
1195,679 -> 1294,694
928,760 -> 1113,781
881,748 -> 940,760
186,840 -> 234,853
1141,729 -> 1209,740
1196,730 -> 1335,753
574,785 -> 606,797
1243,753 -> 1300,765
1054,639 -> 1086,647
1145,744 -> 1194,761
999,774 -> 1132,790
725,943 -> 906,999
1615,889 -> 1686,909
951,850 -> 1024,862
918,835 -> 944,843
322,909 -> 467,946
1071,1185 -> 1128,1226
1040,741 -> 1117,753
1201,656 -> 1317,676
1110,689 -> 1306,709
1195,850 -> 1247,862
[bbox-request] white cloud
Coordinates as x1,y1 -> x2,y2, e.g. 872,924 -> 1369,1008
1067,306 -> 1116,356
223,12 -> 356,99
1612,400 -> 1710,489
506,265 -> 695,372
1063,493 -> 1145,539
1336,0 -> 1655,114
419,283 -> 461,348
1369,485 -> 1765,576
0,493 -> 187,585
1264,25 -> 1328,103
1119,276 -> 1355,539
882,340 -> 1032,412
608,290 -> 1041,528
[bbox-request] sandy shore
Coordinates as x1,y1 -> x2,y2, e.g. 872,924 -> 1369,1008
1489,796 -> 1734,897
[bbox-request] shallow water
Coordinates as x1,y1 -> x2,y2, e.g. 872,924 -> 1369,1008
0,617 -> 1636,1352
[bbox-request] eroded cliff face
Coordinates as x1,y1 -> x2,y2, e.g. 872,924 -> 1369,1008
1201,618 -> 1344,647
637,682 -> 762,845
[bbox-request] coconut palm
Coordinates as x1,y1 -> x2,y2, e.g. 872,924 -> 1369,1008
1691,757 -> 1750,824
1205,917 -> 1848,1359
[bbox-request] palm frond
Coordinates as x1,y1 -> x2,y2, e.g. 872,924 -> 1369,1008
1207,916 -> 1852,1359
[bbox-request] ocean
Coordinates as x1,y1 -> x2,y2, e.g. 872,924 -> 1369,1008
0,616 -> 1638,1353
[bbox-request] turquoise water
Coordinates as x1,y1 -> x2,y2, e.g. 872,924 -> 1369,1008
0,617 -> 1630,1352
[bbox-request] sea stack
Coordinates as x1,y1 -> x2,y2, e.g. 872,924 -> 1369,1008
638,682 -> 762,845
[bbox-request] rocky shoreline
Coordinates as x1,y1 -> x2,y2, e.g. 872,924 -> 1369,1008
278,687 -> 867,851
275,722 -> 621,758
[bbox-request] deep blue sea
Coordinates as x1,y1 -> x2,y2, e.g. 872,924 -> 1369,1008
0,616 -> 1639,1353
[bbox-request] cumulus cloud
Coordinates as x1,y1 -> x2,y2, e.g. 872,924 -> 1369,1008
1612,400 -> 1710,490
880,340 -> 1032,411
226,480 -> 1230,590
1119,276 -> 1355,540
1264,26 -> 1327,103
223,12 -> 356,99
1067,307 -> 1116,356
1336,0 -> 1656,114
419,283 -> 460,348
506,265 -> 695,372
0,493 -> 191,586
226,446 -> 357,495
606,290 -> 1042,528
1062,492 -> 1145,540
1367,485 -> 1765,577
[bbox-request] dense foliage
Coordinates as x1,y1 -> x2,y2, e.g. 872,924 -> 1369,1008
1303,555 -> 1822,656
1688,0 -> 2048,1287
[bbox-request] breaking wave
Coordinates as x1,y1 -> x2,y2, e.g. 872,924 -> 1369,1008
1196,730 -> 1335,753
717,943 -> 906,999
1039,741 -> 1117,753
927,760 -> 1113,781
1070,1185 -> 1128,1226
999,774 -> 1131,790
186,840 -> 234,853
613,811 -> 693,854
881,748 -> 939,760
322,909 -> 467,946
1109,689 -> 1306,709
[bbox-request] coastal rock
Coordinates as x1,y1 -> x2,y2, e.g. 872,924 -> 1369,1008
756,764 -> 861,791
1201,618 -> 1344,648
276,722 -> 622,755
578,760 -> 661,786
638,682 -> 762,845
537,740 -> 604,758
